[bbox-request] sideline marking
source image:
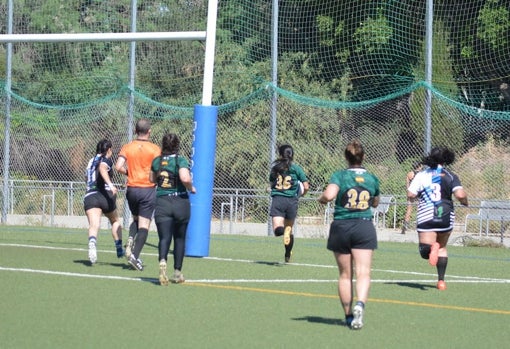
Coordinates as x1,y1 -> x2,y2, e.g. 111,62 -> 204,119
2,266 -> 510,316
185,282 -> 510,316
0,243 -> 510,315
1,242 -> 510,284
0,267 -> 510,315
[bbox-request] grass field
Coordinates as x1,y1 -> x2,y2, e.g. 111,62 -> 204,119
1,225 -> 509,349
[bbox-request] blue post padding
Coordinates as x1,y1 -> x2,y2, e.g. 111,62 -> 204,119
185,104 -> 218,257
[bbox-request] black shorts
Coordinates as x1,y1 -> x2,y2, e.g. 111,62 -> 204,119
327,218 -> 378,254
83,191 -> 117,214
126,187 -> 156,220
154,195 -> 191,224
270,195 -> 299,220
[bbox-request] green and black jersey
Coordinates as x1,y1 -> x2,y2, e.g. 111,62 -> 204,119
151,155 -> 190,197
269,163 -> 308,198
329,168 -> 380,220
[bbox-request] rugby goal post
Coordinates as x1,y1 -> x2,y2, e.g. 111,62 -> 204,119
1,0 -> 219,257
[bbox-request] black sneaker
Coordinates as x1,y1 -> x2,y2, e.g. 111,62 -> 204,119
128,255 -> 144,271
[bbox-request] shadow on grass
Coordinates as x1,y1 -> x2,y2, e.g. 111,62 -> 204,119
386,282 -> 435,290
73,259 -> 161,285
293,315 -> 344,326
254,260 -> 284,267
74,259 -> 131,269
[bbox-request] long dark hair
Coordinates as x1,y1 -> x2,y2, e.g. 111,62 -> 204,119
95,139 -> 112,156
91,139 -> 112,171
271,144 -> 294,178
161,133 -> 180,155
158,133 -> 181,187
422,146 -> 455,169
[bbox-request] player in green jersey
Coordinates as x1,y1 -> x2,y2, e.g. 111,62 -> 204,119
269,144 -> 309,263
318,139 -> 380,330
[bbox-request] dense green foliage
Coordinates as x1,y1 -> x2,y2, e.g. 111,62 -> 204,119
1,0 -> 509,201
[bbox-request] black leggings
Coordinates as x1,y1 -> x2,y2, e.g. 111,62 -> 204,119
156,218 -> 188,271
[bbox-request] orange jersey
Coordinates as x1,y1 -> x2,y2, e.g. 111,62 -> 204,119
119,139 -> 161,188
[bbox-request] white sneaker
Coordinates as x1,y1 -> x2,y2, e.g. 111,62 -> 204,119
88,241 -> 97,264
351,304 -> 364,330
159,261 -> 169,286
125,237 -> 134,259
170,269 -> 185,284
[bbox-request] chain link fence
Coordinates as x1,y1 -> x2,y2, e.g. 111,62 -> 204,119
2,1 -> 510,239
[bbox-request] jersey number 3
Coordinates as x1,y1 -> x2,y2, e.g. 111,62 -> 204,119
275,175 -> 292,190
343,188 -> 371,210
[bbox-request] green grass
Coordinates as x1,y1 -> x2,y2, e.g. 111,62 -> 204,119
1,225 -> 509,348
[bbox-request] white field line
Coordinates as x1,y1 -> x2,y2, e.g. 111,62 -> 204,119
1,243 -> 509,284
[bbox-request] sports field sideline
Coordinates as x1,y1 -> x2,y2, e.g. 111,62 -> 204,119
1,225 -> 509,348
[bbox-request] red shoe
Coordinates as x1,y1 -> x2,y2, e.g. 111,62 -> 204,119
437,280 -> 447,290
429,242 -> 440,266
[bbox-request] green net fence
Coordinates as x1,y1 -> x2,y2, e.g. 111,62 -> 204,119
1,0 -> 510,235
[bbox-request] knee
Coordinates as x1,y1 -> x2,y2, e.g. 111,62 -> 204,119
419,243 -> 431,259
110,218 -> 120,228
138,228 -> 149,239
274,226 -> 284,236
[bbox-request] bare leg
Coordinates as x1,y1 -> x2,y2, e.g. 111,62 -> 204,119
85,208 -> 102,264
335,252 -> 354,316
105,209 -> 124,257
351,249 -> 373,303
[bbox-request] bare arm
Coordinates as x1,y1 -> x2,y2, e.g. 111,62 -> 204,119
115,156 -> 128,176
406,171 -> 414,188
454,188 -> 468,206
179,168 -> 196,194
318,183 -> 339,205
371,195 -> 380,208
99,162 -> 117,195
302,181 -> 310,196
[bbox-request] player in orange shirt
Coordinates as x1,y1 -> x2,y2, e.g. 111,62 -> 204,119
115,118 -> 161,271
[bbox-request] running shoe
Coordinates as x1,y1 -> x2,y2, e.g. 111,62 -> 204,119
159,261 -> 169,286
170,269 -> 185,284
283,226 -> 291,246
351,304 -> 364,330
128,255 -> 144,271
429,242 -> 440,266
125,237 -> 134,259
437,280 -> 447,290
284,251 -> 292,263
88,241 -> 97,264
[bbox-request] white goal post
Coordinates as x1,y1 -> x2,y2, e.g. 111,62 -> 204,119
1,1 -> 219,257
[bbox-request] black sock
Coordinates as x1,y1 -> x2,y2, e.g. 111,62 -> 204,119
133,228 -> 148,258
345,314 -> 354,326
437,256 -> 448,280
129,221 -> 137,239
285,234 -> 294,256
